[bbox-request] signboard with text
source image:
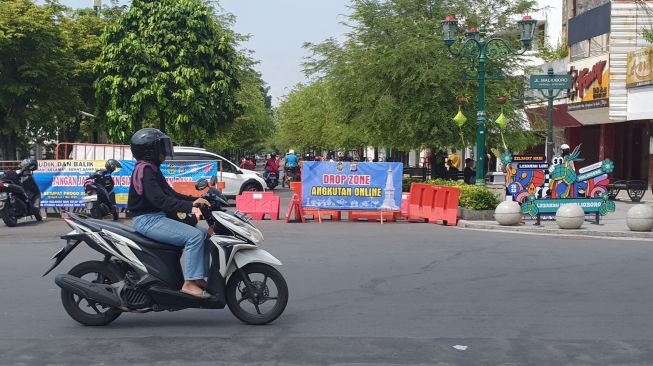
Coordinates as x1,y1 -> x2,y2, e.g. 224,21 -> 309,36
34,160 -> 217,208
626,46 -> 653,88
301,162 -> 402,210
568,54 -> 609,111
530,74 -> 571,90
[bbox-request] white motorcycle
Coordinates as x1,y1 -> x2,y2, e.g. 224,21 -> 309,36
44,177 -> 288,326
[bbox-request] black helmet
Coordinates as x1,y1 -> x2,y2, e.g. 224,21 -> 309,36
105,159 -> 122,173
130,128 -> 174,161
19,158 -> 37,171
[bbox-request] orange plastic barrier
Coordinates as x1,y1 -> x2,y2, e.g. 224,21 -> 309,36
172,182 -> 207,198
290,181 -> 302,199
236,192 -> 280,220
407,183 -> 460,226
407,183 -> 431,221
400,193 -> 410,219
348,210 -> 399,223
285,194 -> 306,223
432,186 -> 460,226
304,209 -> 342,222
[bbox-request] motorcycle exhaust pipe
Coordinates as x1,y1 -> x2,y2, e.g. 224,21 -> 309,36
55,274 -> 122,308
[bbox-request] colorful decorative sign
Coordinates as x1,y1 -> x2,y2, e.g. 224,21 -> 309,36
301,162 -> 402,210
626,46 -> 653,88
568,54 -> 610,111
521,194 -> 615,217
548,145 -> 612,199
502,152 -> 548,202
502,145 -> 613,203
34,160 -> 217,208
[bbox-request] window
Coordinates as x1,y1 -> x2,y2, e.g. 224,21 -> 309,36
570,33 -> 609,61
589,33 -> 609,56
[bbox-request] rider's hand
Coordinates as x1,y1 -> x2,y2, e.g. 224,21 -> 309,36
193,198 -> 210,207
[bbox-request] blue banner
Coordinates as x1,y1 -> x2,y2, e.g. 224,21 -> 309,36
301,162 -> 403,210
34,160 -> 217,208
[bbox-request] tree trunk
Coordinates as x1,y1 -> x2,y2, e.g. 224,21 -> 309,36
0,132 -> 18,161
159,112 -> 166,134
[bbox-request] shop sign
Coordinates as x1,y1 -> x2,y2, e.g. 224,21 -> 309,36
568,55 -> 609,111
626,46 -> 653,88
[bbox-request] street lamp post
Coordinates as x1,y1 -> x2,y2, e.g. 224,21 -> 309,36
441,15 -> 537,186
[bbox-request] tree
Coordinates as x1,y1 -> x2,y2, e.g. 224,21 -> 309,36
292,0 -> 539,154
95,0 -> 242,143
206,67 -> 275,154
0,0 -> 76,160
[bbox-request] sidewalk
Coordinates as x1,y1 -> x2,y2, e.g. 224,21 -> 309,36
459,191 -> 653,240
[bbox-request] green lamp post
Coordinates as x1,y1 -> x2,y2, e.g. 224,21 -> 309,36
441,15 -> 537,186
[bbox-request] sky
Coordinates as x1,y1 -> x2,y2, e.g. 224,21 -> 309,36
58,0 -> 562,105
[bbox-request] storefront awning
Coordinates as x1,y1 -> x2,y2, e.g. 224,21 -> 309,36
526,103 -> 582,128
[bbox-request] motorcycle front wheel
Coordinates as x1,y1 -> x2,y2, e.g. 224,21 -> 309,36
226,263 -> 288,325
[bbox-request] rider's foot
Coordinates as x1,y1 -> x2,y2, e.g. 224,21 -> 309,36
194,279 -> 207,289
181,281 -> 210,298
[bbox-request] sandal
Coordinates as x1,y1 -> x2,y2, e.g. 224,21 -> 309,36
181,289 -> 212,299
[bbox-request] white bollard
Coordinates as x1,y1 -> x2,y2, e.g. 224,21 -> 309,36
556,204 -> 584,229
494,201 -> 522,226
626,204 -> 653,232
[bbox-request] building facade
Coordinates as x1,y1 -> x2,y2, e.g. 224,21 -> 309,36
554,0 -> 653,181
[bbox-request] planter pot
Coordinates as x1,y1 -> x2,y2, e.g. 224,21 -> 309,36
458,207 -> 495,221
626,204 -> 653,232
556,204 -> 584,229
494,201 -> 521,226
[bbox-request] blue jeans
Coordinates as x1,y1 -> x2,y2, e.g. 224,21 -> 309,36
133,212 -> 210,281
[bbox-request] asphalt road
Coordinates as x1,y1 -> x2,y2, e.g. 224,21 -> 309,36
2,213 -> 653,365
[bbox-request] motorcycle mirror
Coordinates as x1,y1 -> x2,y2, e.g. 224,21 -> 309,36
195,179 -> 209,191
209,175 -> 217,187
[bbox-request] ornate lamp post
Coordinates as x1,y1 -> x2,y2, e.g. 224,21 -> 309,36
441,15 -> 537,186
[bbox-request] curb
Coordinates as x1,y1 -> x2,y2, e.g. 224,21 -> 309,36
457,220 -> 653,240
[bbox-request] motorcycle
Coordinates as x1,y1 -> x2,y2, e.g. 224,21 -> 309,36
83,169 -> 118,220
44,176 -> 288,326
0,160 -> 42,227
265,170 -> 279,190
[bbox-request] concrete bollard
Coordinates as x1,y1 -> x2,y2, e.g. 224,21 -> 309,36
626,204 -> 653,232
494,200 -> 522,226
556,204 -> 584,229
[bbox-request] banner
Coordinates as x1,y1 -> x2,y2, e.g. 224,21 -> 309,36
301,162 -> 402,210
34,160 -> 217,208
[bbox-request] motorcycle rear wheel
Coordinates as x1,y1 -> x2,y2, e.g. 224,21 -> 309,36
2,214 -> 17,227
89,205 -> 102,219
226,263 -> 288,325
61,261 -> 123,326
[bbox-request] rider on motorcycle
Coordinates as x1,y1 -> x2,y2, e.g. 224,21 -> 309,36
127,128 -> 212,299
285,149 -> 299,181
264,153 -> 279,180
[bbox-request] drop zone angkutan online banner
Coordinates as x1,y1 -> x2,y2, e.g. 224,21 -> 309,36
301,162 -> 403,210
34,160 -> 217,208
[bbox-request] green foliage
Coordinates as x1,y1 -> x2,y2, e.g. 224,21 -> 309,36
206,67 -> 274,153
402,177 -> 422,192
644,29 -> 653,43
424,179 -> 500,210
276,0 -> 540,153
0,0 -> 77,159
95,0 -> 242,143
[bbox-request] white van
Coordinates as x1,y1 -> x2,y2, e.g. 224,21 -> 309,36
172,147 -> 266,198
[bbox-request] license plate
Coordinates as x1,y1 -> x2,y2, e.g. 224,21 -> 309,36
0,192 -> 7,200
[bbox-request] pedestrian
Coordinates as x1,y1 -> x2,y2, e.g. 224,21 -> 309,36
463,158 -> 475,184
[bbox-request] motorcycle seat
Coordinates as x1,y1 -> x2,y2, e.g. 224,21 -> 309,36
86,219 -> 182,252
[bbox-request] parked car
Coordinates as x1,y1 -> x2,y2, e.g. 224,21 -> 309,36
171,147 -> 266,198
